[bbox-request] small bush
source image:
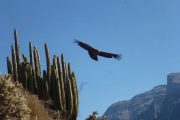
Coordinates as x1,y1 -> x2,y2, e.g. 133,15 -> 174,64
86,111 -> 108,120
0,75 -> 31,120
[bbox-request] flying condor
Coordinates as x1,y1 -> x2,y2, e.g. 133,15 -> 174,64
74,39 -> 122,61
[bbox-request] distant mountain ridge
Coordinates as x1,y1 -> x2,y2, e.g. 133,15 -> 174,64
104,73 -> 180,120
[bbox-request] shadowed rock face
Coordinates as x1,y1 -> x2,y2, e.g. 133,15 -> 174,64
167,73 -> 180,96
104,73 -> 180,120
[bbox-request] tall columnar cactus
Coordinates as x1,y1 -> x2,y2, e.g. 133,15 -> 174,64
61,54 -> 66,85
21,54 -> 28,89
14,29 -> 20,80
45,43 -> 51,94
22,54 -> 28,64
66,73 -> 73,119
42,70 -> 49,100
57,56 -> 66,111
68,64 -> 79,119
11,45 -> 18,81
34,47 -> 42,78
29,42 -> 37,94
73,72 -> 79,119
7,57 -> 13,74
29,42 -> 33,66
7,30 -> 79,120
26,64 -> 36,93
33,47 -> 42,98
52,56 -> 63,110
51,56 -> 58,103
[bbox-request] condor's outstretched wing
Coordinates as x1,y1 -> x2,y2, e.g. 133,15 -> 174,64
74,39 -> 97,51
98,51 -> 121,60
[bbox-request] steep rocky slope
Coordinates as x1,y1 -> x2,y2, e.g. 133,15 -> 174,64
104,73 -> 180,120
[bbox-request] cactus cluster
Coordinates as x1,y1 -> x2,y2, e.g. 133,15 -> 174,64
6,29 -> 79,120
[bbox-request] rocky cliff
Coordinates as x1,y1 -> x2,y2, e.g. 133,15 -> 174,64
104,73 -> 180,120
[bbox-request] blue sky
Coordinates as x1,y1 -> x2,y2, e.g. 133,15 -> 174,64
0,0 -> 180,119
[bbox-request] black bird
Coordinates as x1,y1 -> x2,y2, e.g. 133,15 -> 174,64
74,39 -> 121,61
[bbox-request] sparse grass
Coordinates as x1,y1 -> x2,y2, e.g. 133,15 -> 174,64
26,94 -> 52,120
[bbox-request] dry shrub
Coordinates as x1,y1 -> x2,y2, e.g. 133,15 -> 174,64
26,94 -> 52,120
0,75 -> 31,120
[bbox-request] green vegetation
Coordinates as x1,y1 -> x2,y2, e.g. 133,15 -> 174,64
86,112 -> 107,120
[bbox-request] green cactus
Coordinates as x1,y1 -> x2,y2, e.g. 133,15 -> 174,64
53,56 -> 63,110
71,72 -> 79,108
7,57 -> 13,74
66,75 -> 73,119
29,42 -> 33,66
68,64 -> 79,119
14,29 -> 20,81
22,54 -> 29,89
35,47 -> 42,77
22,54 -> 28,64
61,54 -> 66,85
21,52 -> 36,93
11,45 -> 18,81
29,42 -> 37,94
64,63 -> 77,119
42,70 -> 49,100
50,63 -> 57,106
26,64 -> 36,93
45,43 -> 51,95
57,56 -> 66,111
33,47 -> 42,98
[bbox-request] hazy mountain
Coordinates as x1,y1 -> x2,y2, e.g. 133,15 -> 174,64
104,73 -> 180,120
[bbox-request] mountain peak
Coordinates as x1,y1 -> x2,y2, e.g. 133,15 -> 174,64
167,73 -> 180,96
